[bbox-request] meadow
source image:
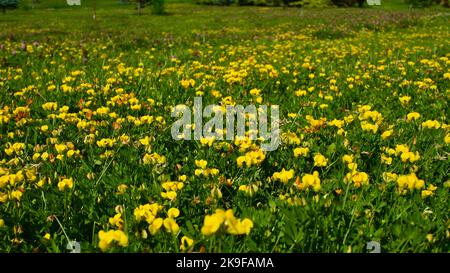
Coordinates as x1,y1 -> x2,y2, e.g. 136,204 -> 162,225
0,1 -> 449,253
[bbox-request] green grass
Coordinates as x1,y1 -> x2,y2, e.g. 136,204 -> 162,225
0,2 -> 449,253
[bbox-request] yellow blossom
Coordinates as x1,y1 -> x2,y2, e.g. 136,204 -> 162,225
180,236 -> 194,251
421,120 -> 441,129
313,153 -> 328,167
163,217 -> 180,234
149,218 -> 164,235
167,208 -> 180,218
98,230 -> 128,251
407,112 -> 421,121
297,171 -> 321,192
293,147 -> 309,157
272,168 -> 295,184
57,178 -> 74,191
109,213 -> 124,230
195,159 -> 208,169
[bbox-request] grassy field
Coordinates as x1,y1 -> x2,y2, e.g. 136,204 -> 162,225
0,2 -> 449,253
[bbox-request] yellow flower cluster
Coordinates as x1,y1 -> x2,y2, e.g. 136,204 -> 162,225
109,213 -> 124,230
383,171 -> 435,199
162,208 -> 181,235
0,171 -> 24,187
236,149 -> 265,167
279,193 -> 308,206
383,144 -> 420,164
305,115 -> 327,130
142,152 -> 167,165
194,159 -> 219,177
343,157 -> 369,188
134,203 -> 162,224
344,171 -> 369,188
272,168 -> 295,184
201,209 -> 253,236
313,153 -> 328,167
57,178 -> 74,191
180,79 -> 196,89
293,147 -> 309,157
361,121 -> 379,134
200,136 -> 216,147
134,204 -> 181,236
96,138 -> 116,148
234,136 -> 257,152
399,95 -> 411,105
281,132 -> 302,145
396,173 -> 425,193
296,171 -> 321,192
41,102 -> 58,111
421,184 -> 438,199
161,180 -> 184,201
238,183 -> 259,196
421,120 -> 441,129
4,142 -> 25,156
98,230 -> 128,252
1,8 -> 449,253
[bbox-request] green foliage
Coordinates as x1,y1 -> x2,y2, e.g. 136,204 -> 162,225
330,0 -> 365,7
0,0 -> 18,11
438,0 -> 448,7
0,2 -> 449,253
151,0 -> 165,14
299,0 -> 331,7
405,0 -> 435,7
195,0 -> 331,6
194,0 -> 232,5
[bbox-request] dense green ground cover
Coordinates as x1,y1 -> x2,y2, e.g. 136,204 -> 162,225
0,2 -> 449,252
